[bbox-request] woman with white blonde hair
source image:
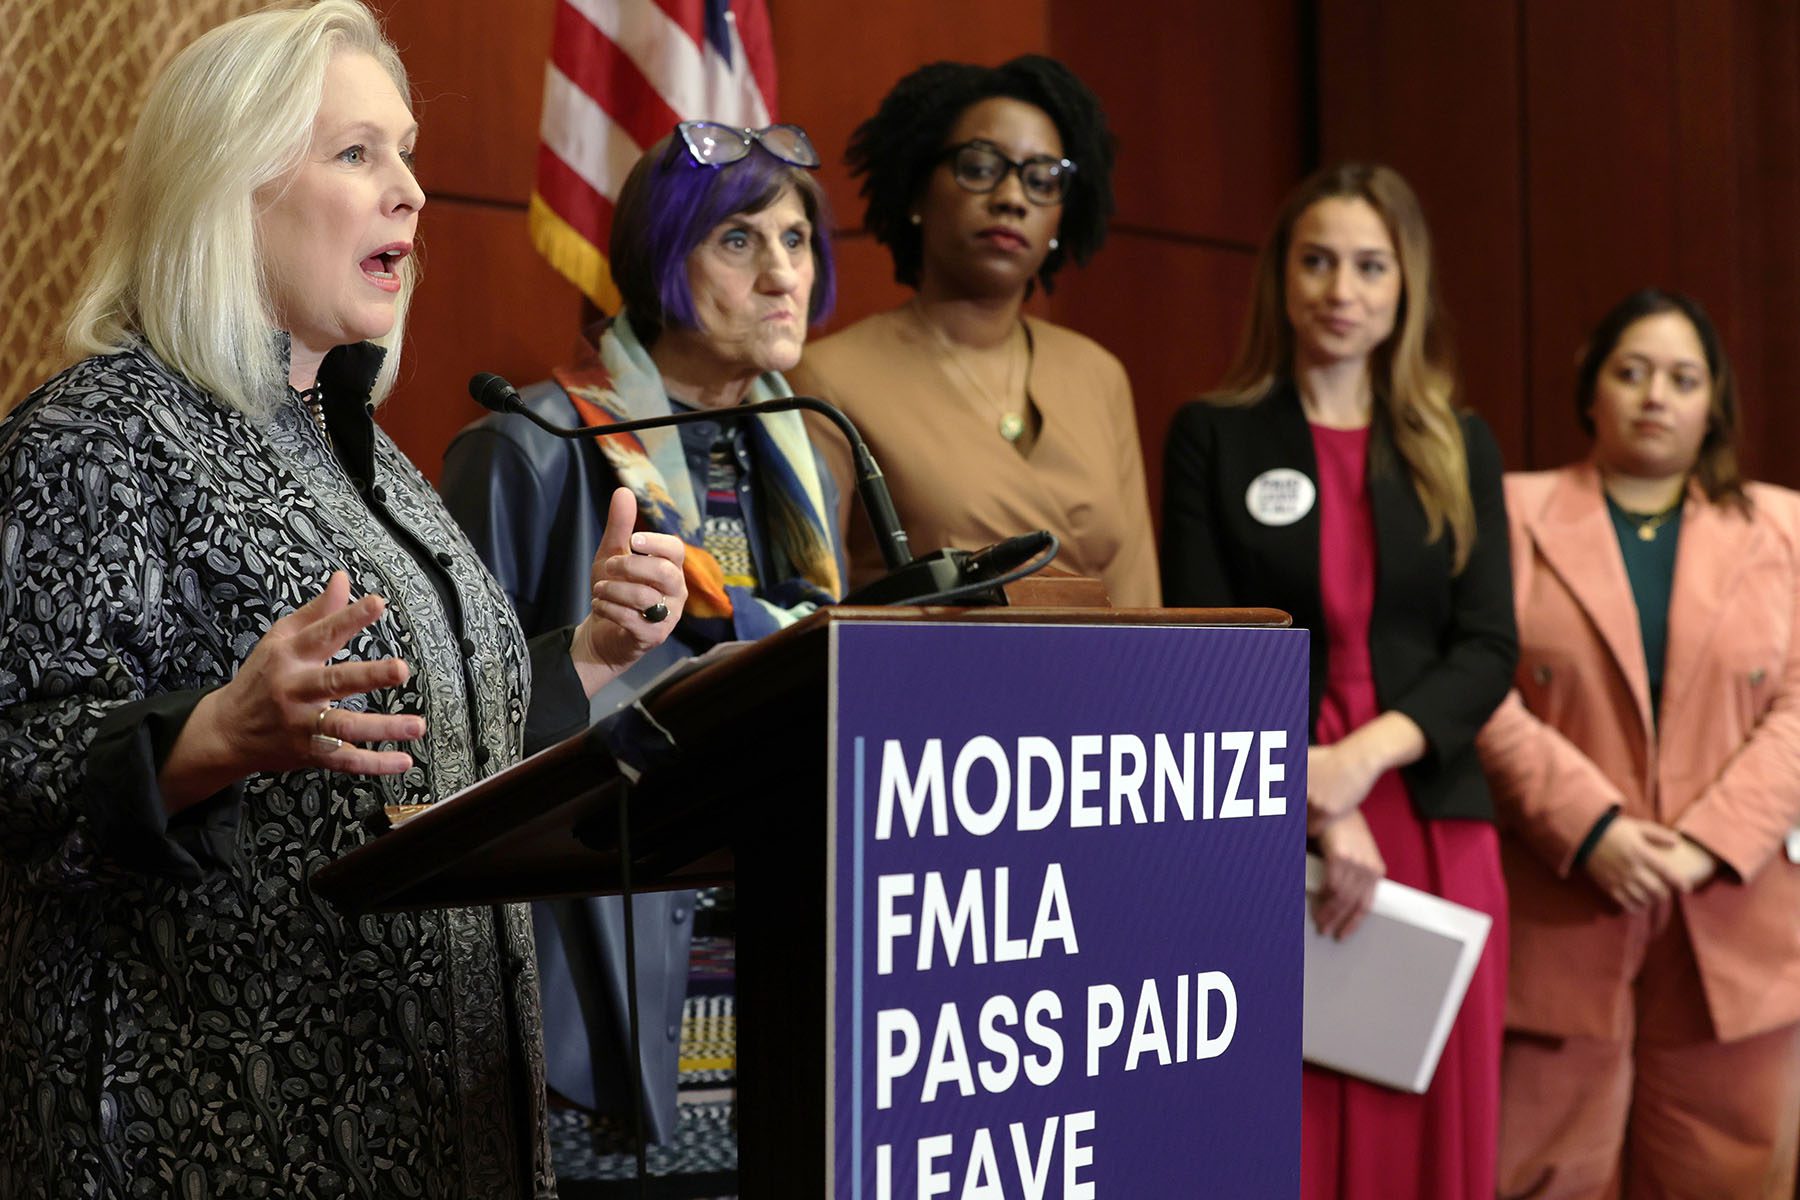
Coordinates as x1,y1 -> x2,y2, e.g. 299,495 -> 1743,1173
0,3 -> 685,1196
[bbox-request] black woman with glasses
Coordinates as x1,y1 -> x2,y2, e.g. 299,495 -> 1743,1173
789,56 -> 1159,606
439,121 -> 847,1148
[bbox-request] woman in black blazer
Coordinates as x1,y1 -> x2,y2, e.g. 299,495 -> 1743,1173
1162,163 -> 1516,1200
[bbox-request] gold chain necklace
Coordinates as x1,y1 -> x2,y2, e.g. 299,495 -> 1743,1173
910,299 -> 1029,444
1620,501 -> 1681,542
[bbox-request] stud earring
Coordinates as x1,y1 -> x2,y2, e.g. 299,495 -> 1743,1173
1048,237 -> 1060,251
910,213 -> 922,226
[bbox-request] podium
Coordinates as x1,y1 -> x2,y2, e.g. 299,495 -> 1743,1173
313,604 -> 1309,1197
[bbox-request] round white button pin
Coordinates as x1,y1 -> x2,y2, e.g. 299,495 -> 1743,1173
1244,468 -> 1316,526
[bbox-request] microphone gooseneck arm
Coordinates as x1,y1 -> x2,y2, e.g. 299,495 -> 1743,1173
468,373 -> 912,571
467,372 -> 1062,605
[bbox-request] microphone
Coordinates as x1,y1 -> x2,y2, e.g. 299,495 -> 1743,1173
961,531 -> 1056,581
467,373 -> 1058,606
471,372 -> 911,572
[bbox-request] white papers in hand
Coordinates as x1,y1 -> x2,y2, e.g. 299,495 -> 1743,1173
1301,854 -> 1492,1094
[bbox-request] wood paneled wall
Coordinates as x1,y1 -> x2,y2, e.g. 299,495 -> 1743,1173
767,0 -> 1051,331
376,0 -> 583,479
377,0 -> 1800,500
374,0 -> 1305,495
1319,0 -> 1800,488
1046,0 -> 1304,515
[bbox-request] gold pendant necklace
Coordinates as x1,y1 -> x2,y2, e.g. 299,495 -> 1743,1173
911,299 -> 1029,444
1614,496 -> 1681,541
1630,508 -> 1678,541
1603,472 -> 1685,543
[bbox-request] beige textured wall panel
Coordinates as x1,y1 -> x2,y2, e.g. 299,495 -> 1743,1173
2,0 -> 268,410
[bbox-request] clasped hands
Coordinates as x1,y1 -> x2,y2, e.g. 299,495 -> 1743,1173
1582,815 -> 1719,912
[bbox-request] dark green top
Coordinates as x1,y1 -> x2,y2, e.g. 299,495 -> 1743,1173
1606,494 -> 1683,719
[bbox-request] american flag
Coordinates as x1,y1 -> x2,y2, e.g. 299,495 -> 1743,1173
531,0 -> 779,311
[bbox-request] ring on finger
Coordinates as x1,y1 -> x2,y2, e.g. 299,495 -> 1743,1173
641,596 -> 669,624
312,705 -> 344,756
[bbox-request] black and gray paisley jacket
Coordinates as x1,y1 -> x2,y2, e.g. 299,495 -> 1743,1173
0,342 -> 578,1198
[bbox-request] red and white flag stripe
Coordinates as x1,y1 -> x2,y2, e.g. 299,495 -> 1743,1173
531,0 -> 778,311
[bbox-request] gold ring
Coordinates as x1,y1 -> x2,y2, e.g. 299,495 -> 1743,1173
312,706 -> 343,755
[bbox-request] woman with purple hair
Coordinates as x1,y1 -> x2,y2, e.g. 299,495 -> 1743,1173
440,121 -> 846,1150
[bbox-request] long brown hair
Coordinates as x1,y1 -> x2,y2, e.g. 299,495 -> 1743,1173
1212,163 -> 1475,572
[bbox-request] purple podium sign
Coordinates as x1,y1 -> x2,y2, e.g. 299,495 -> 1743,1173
827,620 -> 1308,1199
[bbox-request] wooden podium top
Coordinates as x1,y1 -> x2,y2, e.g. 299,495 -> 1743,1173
308,605 -> 1290,913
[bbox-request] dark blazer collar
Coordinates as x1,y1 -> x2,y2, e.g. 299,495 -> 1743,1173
1262,377 -> 1402,465
271,332 -> 385,398
305,338 -> 385,491
1263,379 -> 1322,470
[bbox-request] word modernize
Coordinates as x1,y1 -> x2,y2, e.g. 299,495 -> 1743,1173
874,731 -> 1289,841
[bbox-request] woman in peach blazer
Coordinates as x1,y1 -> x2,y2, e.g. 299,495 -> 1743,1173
1478,289 -> 1800,1199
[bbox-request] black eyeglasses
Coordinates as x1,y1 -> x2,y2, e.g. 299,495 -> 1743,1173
677,121 -> 821,169
939,139 -> 1076,206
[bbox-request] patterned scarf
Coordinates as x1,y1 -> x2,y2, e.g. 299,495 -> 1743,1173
554,315 -> 843,643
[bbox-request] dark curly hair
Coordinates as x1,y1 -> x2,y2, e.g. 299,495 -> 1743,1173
847,55 -> 1115,294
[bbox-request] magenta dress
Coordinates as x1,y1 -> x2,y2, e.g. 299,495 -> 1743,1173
1300,424 -> 1509,1200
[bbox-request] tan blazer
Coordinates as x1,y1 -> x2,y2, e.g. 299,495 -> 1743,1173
1478,462 -> 1800,1042
789,307 -> 1160,607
